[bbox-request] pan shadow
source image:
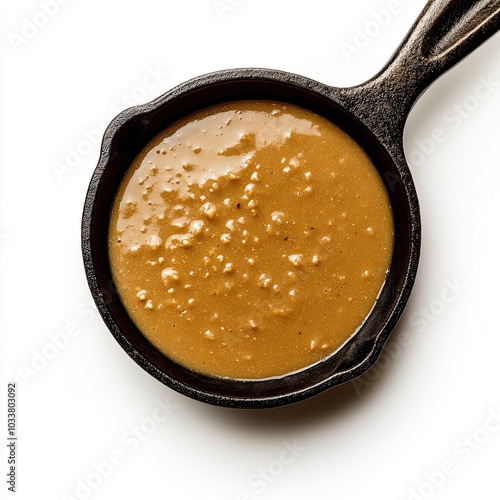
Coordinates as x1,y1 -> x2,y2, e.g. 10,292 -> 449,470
198,313 -> 417,435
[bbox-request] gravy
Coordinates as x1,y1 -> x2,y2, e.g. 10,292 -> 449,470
108,101 -> 394,378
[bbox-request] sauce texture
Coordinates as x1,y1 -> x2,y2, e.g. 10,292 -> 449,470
108,101 -> 394,379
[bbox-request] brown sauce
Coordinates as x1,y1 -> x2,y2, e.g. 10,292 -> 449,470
108,101 -> 394,379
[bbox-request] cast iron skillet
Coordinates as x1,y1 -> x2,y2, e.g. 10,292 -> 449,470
82,0 -> 500,408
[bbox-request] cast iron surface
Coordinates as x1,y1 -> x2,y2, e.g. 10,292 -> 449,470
82,0 -> 500,408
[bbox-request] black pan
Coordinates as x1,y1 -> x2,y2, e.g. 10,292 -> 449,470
82,0 -> 500,408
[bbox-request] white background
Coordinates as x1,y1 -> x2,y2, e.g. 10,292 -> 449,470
1,1 -> 500,499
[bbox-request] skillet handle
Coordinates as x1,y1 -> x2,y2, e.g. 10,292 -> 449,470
340,0 -> 500,144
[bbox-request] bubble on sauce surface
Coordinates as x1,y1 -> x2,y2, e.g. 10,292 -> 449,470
161,268 -> 179,286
